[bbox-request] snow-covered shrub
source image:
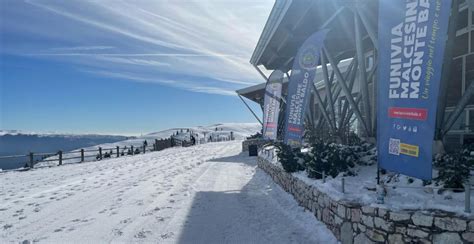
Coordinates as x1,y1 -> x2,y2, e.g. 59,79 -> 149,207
305,140 -> 358,179
353,142 -> 377,166
274,142 -> 305,173
434,151 -> 472,190
347,132 -> 361,146
246,132 -> 263,140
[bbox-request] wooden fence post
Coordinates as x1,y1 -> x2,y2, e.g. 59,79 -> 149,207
58,150 -> 63,166
80,149 -> 84,162
131,146 -> 134,155
116,146 -> 120,157
99,147 -> 102,160
143,145 -> 146,154
29,152 -> 34,168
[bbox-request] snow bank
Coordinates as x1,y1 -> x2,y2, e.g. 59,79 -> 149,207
259,147 -> 474,216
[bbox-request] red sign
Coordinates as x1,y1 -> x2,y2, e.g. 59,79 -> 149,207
388,107 -> 427,121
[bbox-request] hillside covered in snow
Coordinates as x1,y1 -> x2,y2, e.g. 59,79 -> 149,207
33,123 -> 261,168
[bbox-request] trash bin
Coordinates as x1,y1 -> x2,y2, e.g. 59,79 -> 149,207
249,145 -> 258,156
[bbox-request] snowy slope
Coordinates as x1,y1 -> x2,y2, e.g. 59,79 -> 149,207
0,141 -> 336,243
35,123 -> 261,168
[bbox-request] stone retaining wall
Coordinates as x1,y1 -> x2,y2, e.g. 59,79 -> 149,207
257,156 -> 474,244
241,139 -> 267,151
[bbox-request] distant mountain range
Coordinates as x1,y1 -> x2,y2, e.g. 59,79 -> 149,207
0,133 -> 130,170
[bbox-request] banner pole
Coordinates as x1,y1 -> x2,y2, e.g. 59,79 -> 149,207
238,94 -> 263,126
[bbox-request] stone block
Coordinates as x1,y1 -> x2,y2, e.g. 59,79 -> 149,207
389,212 -> 411,222
351,209 -> 361,222
361,215 -> 374,228
354,233 -> 374,244
335,215 -> 343,225
362,206 -> 375,215
337,205 -> 346,218
340,222 -> 353,244
388,234 -> 403,244
406,228 -> 429,238
462,232 -> 474,242
411,214 -> 433,227
468,221 -> 474,231
358,223 -> 366,232
433,232 -> 462,244
374,217 -> 395,232
434,217 -> 467,232
366,229 -> 385,242
395,226 -> 406,235
378,208 -> 388,218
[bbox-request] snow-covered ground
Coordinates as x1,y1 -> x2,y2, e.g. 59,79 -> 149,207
0,141 -> 336,243
260,147 -> 474,216
35,123 -> 260,168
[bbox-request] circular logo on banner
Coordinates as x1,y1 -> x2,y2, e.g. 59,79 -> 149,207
299,45 -> 318,70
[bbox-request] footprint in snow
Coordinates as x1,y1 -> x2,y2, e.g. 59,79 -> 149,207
3,224 -> 13,230
135,230 -> 152,239
53,227 -> 64,232
161,232 -> 174,239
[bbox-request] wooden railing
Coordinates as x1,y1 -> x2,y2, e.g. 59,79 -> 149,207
0,138 -> 173,169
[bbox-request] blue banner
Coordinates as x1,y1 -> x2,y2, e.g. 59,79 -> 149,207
377,0 -> 452,180
284,29 -> 328,147
263,70 -> 284,140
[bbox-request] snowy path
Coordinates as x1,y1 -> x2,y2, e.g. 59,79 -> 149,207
1,141 -> 336,243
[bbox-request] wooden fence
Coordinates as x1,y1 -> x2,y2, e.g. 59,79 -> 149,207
0,138 -> 174,169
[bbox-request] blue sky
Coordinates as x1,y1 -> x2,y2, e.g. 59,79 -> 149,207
0,0 -> 272,135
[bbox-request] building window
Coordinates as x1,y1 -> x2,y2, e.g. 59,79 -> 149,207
454,33 -> 469,57
458,9 -> 468,30
365,55 -> 374,73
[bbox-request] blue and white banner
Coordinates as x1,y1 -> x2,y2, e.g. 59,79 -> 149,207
377,0 -> 452,180
284,29 -> 328,147
263,70 -> 284,140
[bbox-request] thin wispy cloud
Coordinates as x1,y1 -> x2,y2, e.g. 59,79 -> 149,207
1,0 -> 273,95
49,46 -> 116,51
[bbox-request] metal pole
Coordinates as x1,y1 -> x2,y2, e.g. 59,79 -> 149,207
238,94 -> 263,125
377,166 -> 380,185
341,177 -> 345,193
29,152 -> 34,168
436,0 -> 459,140
324,47 -> 370,136
443,80 -> 474,136
254,65 -> 268,81
312,82 -> 336,133
465,182 -> 471,213
58,151 -> 63,166
355,6 -> 378,47
321,52 -> 337,130
354,11 -> 372,137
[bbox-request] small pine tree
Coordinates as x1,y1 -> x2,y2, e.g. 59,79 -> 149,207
434,153 -> 472,190
274,142 -> 304,173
